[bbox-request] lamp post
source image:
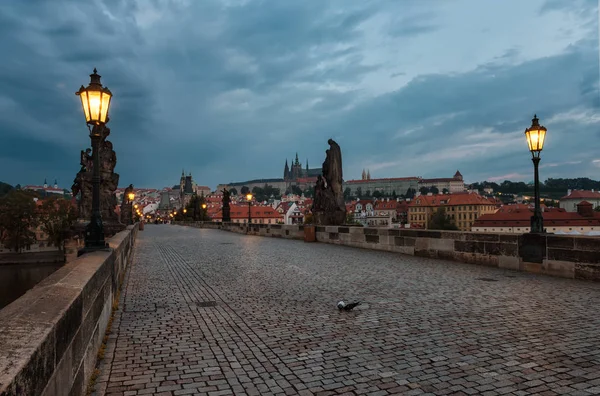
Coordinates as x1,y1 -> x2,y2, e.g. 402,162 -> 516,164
524,114 -> 547,233
76,69 -> 112,254
201,203 -> 207,222
246,193 -> 253,226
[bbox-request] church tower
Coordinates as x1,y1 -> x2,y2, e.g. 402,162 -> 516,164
362,169 -> 366,180
53,179 -> 58,189
284,159 -> 290,180
43,178 -> 48,188
367,169 -> 371,180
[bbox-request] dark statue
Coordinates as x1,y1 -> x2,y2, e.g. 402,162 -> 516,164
122,184 -> 134,204
221,188 -> 231,222
312,139 -> 346,225
120,184 -> 134,225
72,124 -> 121,225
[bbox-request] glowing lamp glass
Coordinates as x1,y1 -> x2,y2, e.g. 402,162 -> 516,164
246,193 -> 253,201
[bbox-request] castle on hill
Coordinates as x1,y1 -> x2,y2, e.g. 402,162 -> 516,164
217,153 -> 322,194
284,153 -> 321,181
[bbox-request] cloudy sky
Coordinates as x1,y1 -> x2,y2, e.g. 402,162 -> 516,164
0,0 -> 598,190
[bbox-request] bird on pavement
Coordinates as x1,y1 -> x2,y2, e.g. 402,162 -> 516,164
337,300 -> 361,311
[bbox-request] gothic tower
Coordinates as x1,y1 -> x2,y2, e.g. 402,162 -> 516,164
284,159 -> 290,180
362,169 -> 366,180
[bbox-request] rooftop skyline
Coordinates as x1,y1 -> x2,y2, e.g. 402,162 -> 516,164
0,0 -> 598,189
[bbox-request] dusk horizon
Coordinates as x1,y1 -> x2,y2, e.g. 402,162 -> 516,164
1,0 -> 598,190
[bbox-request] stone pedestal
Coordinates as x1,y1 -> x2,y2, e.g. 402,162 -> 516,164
313,210 -> 346,226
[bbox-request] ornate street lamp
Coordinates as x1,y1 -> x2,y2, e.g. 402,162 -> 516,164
246,193 -> 253,225
524,114 -> 547,233
76,69 -> 112,254
201,203 -> 207,222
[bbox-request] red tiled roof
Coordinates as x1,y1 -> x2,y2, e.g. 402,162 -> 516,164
473,209 -> 600,227
212,206 -> 283,220
345,177 -> 419,184
419,178 -> 458,183
560,190 -> 600,200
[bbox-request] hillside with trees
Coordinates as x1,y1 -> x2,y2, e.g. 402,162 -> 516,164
470,177 -> 600,199
0,182 -> 13,197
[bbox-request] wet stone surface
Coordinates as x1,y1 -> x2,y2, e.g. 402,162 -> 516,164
94,225 -> 600,396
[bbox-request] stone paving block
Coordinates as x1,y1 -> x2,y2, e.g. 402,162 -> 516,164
90,225 -> 600,396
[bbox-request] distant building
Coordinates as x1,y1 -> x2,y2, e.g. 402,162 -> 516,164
419,171 -> 465,193
473,201 -> 600,234
22,179 -> 65,197
217,153 -> 321,194
343,177 -> 420,197
559,189 -> 600,212
408,192 -> 497,231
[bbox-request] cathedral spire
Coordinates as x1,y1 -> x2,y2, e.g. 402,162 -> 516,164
361,169 -> 366,180
284,159 -> 290,179
367,169 -> 371,180
295,152 -> 299,165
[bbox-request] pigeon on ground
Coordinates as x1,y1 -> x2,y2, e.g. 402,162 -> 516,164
337,300 -> 361,311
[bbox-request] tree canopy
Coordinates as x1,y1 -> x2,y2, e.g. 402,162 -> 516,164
0,190 -> 39,252
428,207 -> 458,231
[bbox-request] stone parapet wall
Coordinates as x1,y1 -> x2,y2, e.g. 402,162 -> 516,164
174,221 -> 600,282
314,226 -> 600,281
174,221 -> 305,240
0,224 -> 139,396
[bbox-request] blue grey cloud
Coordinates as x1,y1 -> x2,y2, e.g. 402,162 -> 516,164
0,0 -> 597,190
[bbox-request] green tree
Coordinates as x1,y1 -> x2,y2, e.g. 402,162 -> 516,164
405,188 -> 416,199
419,187 -> 430,195
39,197 -> 77,254
365,190 -> 371,197
428,207 -> 458,230
391,190 -> 397,199
442,188 -> 449,194
372,191 -> 383,198
252,186 -> 265,202
291,185 -> 303,196
0,190 -> 39,252
356,187 -> 362,198
0,182 -> 13,198
343,187 -> 352,200
430,186 -> 439,194
229,187 -> 238,196
240,186 -> 250,195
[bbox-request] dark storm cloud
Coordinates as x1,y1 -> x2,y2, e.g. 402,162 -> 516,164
0,0 -> 598,189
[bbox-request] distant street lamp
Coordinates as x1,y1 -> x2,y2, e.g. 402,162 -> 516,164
201,203 -> 207,222
76,68 -> 112,254
524,114 -> 547,233
246,193 -> 253,225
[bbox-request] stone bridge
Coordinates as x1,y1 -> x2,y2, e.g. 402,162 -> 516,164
91,225 -> 600,396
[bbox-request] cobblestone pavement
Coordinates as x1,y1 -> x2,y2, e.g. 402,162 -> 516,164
94,225 -> 600,396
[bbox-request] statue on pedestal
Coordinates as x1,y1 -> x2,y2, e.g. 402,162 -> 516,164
312,139 -> 346,225
72,123 -> 123,234
221,188 -> 231,222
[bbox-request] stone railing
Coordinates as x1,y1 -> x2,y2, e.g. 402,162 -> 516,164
314,226 -> 599,281
172,222 -> 599,281
0,224 -> 139,396
174,221 -> 305,239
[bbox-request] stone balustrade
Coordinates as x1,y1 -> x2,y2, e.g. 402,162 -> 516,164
0,224 -> 139,396
175,222 -> 599,281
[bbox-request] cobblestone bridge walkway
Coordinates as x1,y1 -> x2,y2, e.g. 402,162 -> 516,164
95,225 -> 600,396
